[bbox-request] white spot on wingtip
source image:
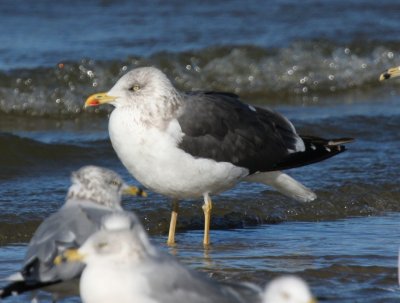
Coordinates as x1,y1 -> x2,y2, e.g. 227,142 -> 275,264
310,144 -> 316,150
287,137 -> 306,154
325,147 -> 331,152
248,105 -> 257,112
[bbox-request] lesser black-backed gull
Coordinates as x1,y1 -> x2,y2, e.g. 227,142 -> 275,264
0,166 -> 145,301
85,66 -> 353,245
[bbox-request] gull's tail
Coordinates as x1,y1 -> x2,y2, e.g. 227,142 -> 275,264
245,171 -> 317,202
273,136 -> 354,171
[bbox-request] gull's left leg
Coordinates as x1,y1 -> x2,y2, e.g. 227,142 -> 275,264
202,194 -> 213,246
167,199 -> 179,246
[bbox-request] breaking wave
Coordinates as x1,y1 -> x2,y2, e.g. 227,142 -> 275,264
1,41 -> 400,117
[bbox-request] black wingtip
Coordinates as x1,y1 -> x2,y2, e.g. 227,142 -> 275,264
271,136 -> 353,171
0,280 -> 60,299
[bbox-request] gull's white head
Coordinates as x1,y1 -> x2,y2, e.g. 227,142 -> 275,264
263,276 -> 316,303
85,67 -> 181,113
66,166 -> 143,208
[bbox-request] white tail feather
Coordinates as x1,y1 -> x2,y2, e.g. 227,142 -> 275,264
245,171 -> 317,202
4,272 -> 24,282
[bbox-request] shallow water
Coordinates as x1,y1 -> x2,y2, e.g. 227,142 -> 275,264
1,0 -> 400,302
1,214 -> 400,302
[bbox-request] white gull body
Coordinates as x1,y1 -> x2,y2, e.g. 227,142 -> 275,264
109,107 -> 247,199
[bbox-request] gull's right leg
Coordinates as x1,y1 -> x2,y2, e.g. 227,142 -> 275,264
167,199 -> 179,246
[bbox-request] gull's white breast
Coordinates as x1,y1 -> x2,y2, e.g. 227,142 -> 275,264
80,262 -> 156,303
109,107 -> 248,199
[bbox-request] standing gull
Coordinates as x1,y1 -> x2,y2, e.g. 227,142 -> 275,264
0,166 -> 145,301
85,66 -> 353,245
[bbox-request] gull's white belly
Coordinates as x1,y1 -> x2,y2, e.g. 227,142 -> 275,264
109,109 -> 248,199
81,264 -> 156,303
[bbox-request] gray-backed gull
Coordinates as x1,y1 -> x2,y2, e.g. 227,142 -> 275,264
0,166 -> 145,301
57,212 -> 256,303
85,66 -> 353,245
58,213 -> 315,303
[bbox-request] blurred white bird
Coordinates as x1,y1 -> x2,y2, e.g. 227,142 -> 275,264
0,165 -> 145,301
57,212 -> 259,303
263,275 -> 316,303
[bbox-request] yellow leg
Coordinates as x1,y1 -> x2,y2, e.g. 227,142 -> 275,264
202,194 -> 213,246
167,199 -> 179,246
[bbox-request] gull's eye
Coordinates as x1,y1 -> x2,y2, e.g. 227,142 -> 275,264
130,84 -> 140,92
110,180 -> 121,187
97,242 -> 108,249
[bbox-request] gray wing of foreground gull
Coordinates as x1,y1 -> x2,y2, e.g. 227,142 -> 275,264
140,254 -> 252,303
61,212 -> 254,303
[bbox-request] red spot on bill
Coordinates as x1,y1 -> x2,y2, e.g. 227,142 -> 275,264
86,99 -> 100,106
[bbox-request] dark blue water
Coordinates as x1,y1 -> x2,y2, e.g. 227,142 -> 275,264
1,1 -> 400,302
1,0 -> 400,70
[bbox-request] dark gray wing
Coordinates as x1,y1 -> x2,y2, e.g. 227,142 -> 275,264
22,204 -> 112,283
177,92 -> 351,173
145,253 -> 247,303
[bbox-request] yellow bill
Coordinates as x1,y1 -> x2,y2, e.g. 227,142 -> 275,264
84,92 -> 117,108
54,248 -> 85,265
123,186 -> 147,197
379,66 -> 400,81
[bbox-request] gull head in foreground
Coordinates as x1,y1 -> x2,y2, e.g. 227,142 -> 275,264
0,165 -> 145,301
85,66 -> 353,245
58,212 -> 257,303
263,276 -> 316,303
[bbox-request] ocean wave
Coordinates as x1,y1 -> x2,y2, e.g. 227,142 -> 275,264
0,133 -> 115,177
1,41 -> 400,117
